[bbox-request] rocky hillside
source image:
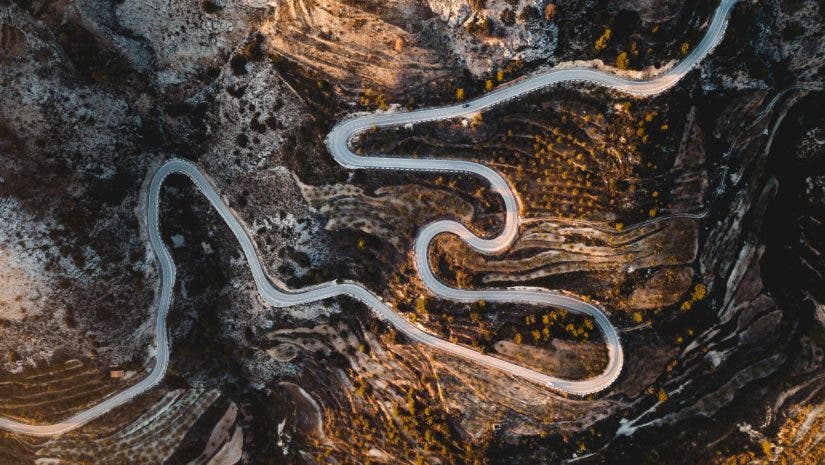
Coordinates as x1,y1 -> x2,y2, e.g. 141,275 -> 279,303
0,0 -> 822,464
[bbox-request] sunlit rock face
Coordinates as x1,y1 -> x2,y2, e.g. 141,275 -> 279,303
259,0 -> 557,93
425,0 -> 559,74
0,0 -> 823,464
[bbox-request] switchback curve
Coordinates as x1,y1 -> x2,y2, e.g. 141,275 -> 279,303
0,0 -> 738,436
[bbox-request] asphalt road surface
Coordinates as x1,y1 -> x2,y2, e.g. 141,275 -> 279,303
0,0 -> 738,436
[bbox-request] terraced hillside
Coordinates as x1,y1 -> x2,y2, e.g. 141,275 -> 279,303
357,89 -> 687,224
337,88 -> 701,317
35,389 -> 226,465
0,359 -> 124,424
0,0 -> 822,464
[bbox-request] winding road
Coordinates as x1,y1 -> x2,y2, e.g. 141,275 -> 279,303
0,0 -> 738,436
